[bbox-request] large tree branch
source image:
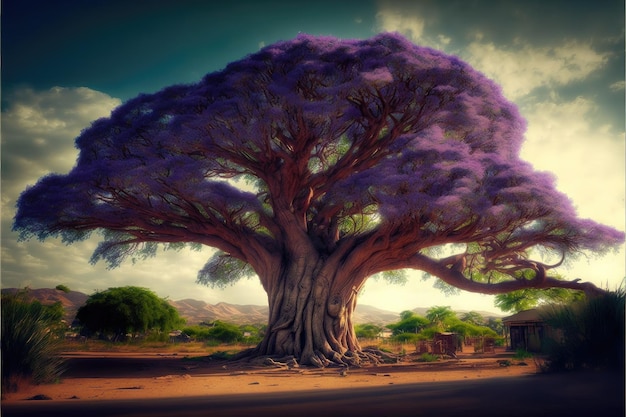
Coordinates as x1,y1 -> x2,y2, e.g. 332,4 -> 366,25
408,253 -> 605,297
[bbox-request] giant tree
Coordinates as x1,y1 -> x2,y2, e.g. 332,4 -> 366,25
14,33 -> 624,367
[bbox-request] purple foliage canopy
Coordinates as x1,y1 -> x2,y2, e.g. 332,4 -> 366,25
14,33 -> 624,291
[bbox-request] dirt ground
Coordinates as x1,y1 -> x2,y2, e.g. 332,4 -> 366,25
2,350 -> 541,402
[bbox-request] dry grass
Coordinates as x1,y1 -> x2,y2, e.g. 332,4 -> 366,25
61,339 -> 253,356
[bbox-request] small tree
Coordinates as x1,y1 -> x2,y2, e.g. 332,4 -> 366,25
387,312 -> 430,335
1,291 -> 66,392
76,286 -> 184,340
460,311 -> 485,327
425,306 -> 456,331
485,317 -> 504,336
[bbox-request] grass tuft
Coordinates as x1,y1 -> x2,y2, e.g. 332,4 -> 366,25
1,292 -> 66,393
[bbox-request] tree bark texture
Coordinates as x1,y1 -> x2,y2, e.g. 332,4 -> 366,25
251,254 -> 365,368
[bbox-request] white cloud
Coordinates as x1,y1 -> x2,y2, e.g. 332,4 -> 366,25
359,273 -> 498,313
374,6 -> 454,52
376,9 -> 424,41
375,5 -> 609,103
520,95 -> 625,286
522,96 -> 625,227
463,40 -> 610,100
1,87 -> 120,291
610,80 -> 625,92
0,86 -> 272,305
1,87 -> 121,202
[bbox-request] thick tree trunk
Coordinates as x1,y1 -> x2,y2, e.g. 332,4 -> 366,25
249,256 -> 367,368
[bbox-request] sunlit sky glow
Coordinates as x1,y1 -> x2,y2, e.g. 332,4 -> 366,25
2,0 -> 624,314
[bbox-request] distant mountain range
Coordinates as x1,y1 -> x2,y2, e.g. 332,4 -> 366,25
1,288 -> 502,326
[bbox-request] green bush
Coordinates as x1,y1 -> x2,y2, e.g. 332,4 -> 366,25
55,284 -> 71,293
446,316 -> 500,338
207,321 -> 242,343
541,288 -> 625,372
514,348 -> 533,360
182,325 -> 212,340
386,313 -> 429,335
391,332 -> 420,343
355,323 -> 383,339
417,327 -> 440,340
1,292 -> 66,392
417,353 -> 439,362
183,321 -> 243,344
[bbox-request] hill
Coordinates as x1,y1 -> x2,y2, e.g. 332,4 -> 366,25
1,288 -> 502,326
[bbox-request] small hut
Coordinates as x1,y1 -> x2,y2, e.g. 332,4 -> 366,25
432,332 -> 462,357
503,309 -> 555,352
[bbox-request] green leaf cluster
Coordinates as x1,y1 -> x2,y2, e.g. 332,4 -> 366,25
495,288 -> 585,313
196,252 -> 256,289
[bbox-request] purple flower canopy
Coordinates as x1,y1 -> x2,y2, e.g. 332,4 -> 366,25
14,32 -> 624,273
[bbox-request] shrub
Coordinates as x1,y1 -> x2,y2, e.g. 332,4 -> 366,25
207,321 -> 243,343
513,348 -> 532,360
239,324 -> 264,344
55,284 -> 70,293
386,313 -> 429,335
1,292 -> 66,392
182,325 -> 212,341
448,318 -> 500,338
541,288 -> 625,372
391,332 -> 420,343
355,323 -> 383,339
417,327 -> 440,340
417,353 -> 439,362
183,321 -> 243,344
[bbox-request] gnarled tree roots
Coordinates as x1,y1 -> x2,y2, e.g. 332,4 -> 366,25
232,347 -> 399,369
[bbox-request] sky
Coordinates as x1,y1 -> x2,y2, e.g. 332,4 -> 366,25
2,0 -> 624,315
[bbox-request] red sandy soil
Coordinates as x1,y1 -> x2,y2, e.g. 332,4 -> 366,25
2,350 -> 540,402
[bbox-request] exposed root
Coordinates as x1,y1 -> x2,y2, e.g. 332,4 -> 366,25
215,347 -> 399,370
223,349 -> 397,370
306,348 -> 395,368
362,347 -> 401,364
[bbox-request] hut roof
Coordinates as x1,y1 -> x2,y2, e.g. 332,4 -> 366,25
502,309 -> 545,324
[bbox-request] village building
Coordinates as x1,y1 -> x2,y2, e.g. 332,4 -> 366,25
502,308 -> 557,352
